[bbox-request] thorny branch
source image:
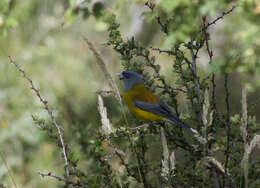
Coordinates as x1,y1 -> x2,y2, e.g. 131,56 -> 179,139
187,38 -> 203,127
155,46 -> 201,123
150,6 -> 236,124
201,17 -> 221,186
202,5 -> 236,32
202,15 -> 216,155
189,38 -> 201,107
203,19 -> 216,115
145,1 -> 169,35
38,172 -> 87,187
8,56 -> 70,178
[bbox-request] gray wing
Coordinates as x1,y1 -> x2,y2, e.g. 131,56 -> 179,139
134,99 -> 195,133
134,100 -> 173,117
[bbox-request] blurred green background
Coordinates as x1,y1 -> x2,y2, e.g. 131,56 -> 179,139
0,0 -> 259,187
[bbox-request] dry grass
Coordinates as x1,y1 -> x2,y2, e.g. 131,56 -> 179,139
82,36 -> 128,125
240,86 -> 260,188
98,95 -> 112,136
160,127 -> 176,180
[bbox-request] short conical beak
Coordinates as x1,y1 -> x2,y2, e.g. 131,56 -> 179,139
116,72 -> 124,80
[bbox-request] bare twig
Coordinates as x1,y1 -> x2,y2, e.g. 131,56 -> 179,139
151,47 -> 174,56
202,6 -> 236,32
38,172 -> 87,187
8,56 -> 70,178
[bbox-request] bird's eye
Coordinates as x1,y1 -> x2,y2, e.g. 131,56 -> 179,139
123,73 -> 129,78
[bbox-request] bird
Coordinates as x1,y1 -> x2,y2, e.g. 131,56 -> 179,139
117,70 -> 197,134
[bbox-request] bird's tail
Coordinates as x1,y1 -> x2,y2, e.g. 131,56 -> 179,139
164,116 -> 198,135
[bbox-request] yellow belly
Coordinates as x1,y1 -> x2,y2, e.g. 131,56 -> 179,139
122,84 -> 164,122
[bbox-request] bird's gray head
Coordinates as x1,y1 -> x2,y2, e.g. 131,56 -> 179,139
117,70 -> 143,91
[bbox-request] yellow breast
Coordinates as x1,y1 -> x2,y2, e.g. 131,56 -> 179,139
122,84 -> 164,121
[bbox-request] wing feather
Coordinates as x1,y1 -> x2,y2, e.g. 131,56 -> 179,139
134,100 -> 172,117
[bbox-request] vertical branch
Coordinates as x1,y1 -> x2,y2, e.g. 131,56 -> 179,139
202,17 -> 217,116
8,56 -> 70,178
189,38 -> 203,125
190,38 -> 201,106
224,73 -> 231,186
38,172 -> 87,187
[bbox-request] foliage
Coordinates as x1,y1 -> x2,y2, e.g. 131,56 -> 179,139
0,0 -> 260,188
